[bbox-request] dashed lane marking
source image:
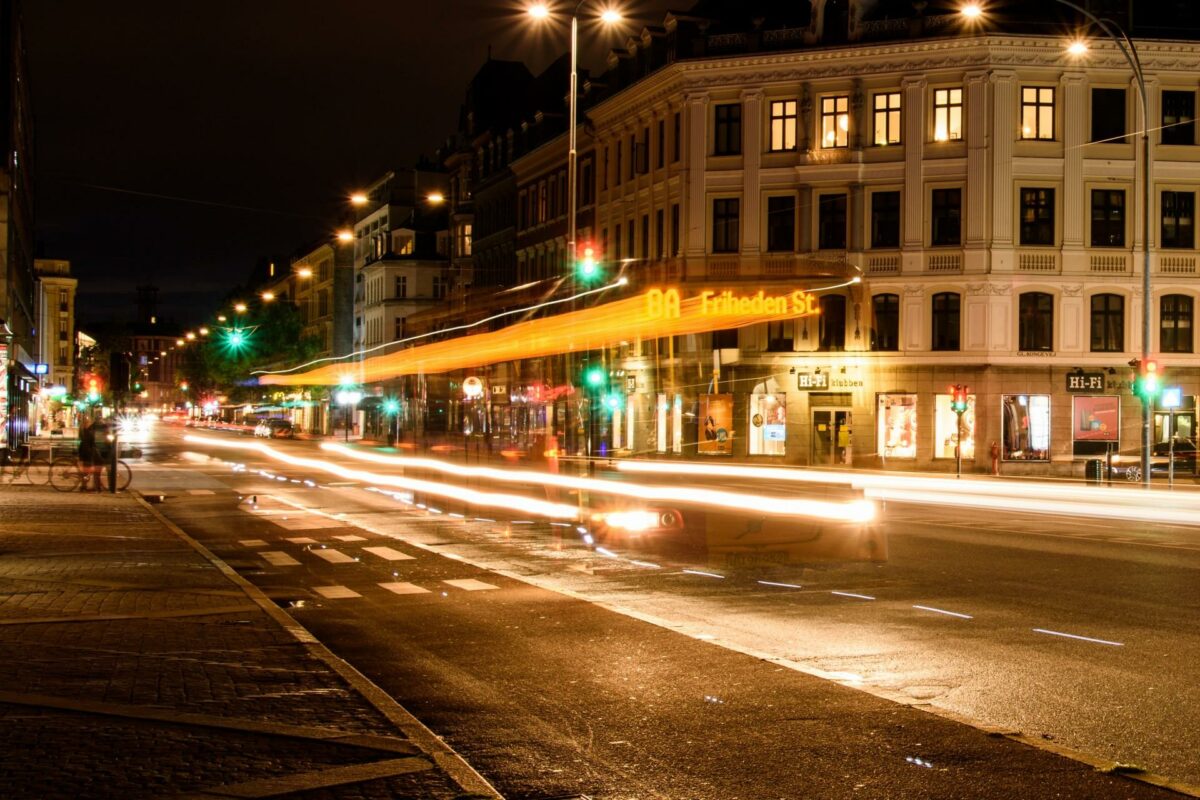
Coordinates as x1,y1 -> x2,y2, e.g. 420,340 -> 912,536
313,585 -> 362,599
261,551 -> 301,567
238,539 -> 268,548
187,489 -> 216,495
379,582 -> 431,595
333,534 -> 367,542
286,537 -> 318,544
312,548 -> 356,564
443,578 -> 499,592
363,546 -> 414,561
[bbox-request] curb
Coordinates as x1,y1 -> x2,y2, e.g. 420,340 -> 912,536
131,490 -> 502,800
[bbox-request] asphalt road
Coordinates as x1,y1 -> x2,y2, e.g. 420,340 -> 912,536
129,425 -> 1200,797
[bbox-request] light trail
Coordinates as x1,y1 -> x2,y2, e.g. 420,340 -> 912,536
320,443 -> 875,523
614,459 -> 1200,527
183,435 -> 579,520
913,605 -> 973,620
1032,628 -> 1124,647
831,591 -> 876,600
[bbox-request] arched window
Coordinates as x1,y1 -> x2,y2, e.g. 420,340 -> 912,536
1019,292 -> 1054,352
931,292 -> 960,351
1089,294 -> 1124,352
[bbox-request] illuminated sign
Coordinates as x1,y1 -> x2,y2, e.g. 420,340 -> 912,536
1162,386 -> 1183,409
33,363 -> 49,375
462,376 -> 484,398
646,288 -> 819,320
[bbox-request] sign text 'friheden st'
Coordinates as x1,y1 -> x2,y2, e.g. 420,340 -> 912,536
645,288 -> 820,320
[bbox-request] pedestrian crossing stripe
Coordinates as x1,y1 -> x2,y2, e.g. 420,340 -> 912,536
379,582 -> 430,595
333,535 -> 367,542
314,585 -> 361,599
286,537 -> 318,544
362,546 -> 414,561
312,548 -> 356,564
187,489 -> 216,495
443,578 -> 499,591
261,551 -> 301,567
238,539 -> 268,548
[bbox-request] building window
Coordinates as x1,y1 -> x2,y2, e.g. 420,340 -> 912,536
1162,190 -> 1195,249
655,208 -> 665,260
1019,292 -> 1054,352
670,204 -> 680,256
766,321 -> 793,352
819,295 -> 846,351
626,220 -> 635,259
933,88 -> 963,141
873,92 -> 901,146
601,147 -> 608,191
714,103 -> 741,155
673,111 -> 681,161
1162,90 -> 1196,145
615,142 -> 622,186
432,276 -> 448,300
766,195 -> 796,252
630,134 -> 638,179
769,100 -> 798,151
641,214 -> 650,259
820,96 -> 849,148
1161,294 -> 1194,353
931,292 -> 961,351
581,162 -> 594,204
871,293 -> 899,352
538,181 -> 548,222
457,224 -> 472,257
1091,88 -> 1126,144
394,317 -> 406,341
318,290 -> 329,317
657,118 -> 665,168
395,275 -> 407,299
712,198 -> 739,253
870,191 -> 900,248
818,193 -> 847,250
1021,87 -> 1055,140
930,188 -> 962,246
1091,189 -> 1125,247
1090,293 -> 1124,353
58,345 -> 68,365
1020,188 -> 1055,246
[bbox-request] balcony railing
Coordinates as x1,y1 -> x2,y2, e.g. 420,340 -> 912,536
1089,252 -> 1129,274
1160,254 -> 1197,275
926,252 -> 962,273
866,252 -> 900,275
1018,251 -> 1059,273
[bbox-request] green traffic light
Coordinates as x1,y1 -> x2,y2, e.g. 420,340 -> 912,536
383,399 -> 401,415
577,246 -> 600,282
584,366 -> 605,388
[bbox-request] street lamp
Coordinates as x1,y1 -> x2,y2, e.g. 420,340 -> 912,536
350,193 -> 368,206
335,387 -> 363,442
234,302 -> 248,314
962,1 -> 1152,485
336,229 -> 354,243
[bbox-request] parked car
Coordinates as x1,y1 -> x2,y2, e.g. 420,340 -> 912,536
1108,438 -> 1198,481
255,419 -> 294,439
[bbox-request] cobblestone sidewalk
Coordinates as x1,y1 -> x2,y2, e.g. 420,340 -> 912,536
0,487 -> 499,799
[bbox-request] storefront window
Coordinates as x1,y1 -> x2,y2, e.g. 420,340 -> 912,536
748,393 -> 787,456
1002,394 -> 1050,461
1071,395 -> 1119,457
656,393 -> 683,454
699,394 -> 734,455
878,393 -> 916,459
934,393 -> 975,459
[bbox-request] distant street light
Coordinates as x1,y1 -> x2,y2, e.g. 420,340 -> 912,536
234,303 -> 248,313
337,229 -> 354,243
350,193 -> 368,206
335,388 -> 364,442
261,292 -> 275,302
426,191 -> 445,205
297,267 -> 313,279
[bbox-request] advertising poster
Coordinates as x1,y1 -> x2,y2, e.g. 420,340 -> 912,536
0,343 -> 7,447
878,393 -> 917,459
699,393 -> 734,455
1073,395 -> 1119,442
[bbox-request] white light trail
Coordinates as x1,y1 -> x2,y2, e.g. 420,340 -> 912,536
321,443 -> 875,523
184,435 -> 579,520
831,591 -> 875,601
913,605 -> 973,620
682,569 -> 725,579
1032,628 -> 1124,647
757,580 -> 803,589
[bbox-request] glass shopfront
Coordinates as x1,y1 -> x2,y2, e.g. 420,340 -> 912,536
934,392 -> 976,459
878,393 -> 917,460
748,393 -> 787,456
1002,394 -> 1050,461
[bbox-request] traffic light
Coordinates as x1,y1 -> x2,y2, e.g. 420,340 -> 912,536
86,376 -> 101,403
584,364 -> 606,390
383,399 -> 401,415
1133,358 -> 1161,401
949,384 -> 970,414
576,244 -> 601,282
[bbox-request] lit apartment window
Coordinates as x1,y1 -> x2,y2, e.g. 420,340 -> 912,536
820,96 -> 849,148
1091,189 -> 1126,247
457,223 -> 472,257
933,88 -> 962,141
1021,87 -> 1055,140
873,92 -> 901,146
1162,90 -> 1196,145
769,100 -> 798,151
1162,190 -> 1195,249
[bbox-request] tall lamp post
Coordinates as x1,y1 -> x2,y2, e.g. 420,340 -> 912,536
335,387 -> 363,442
962,2 -> 1152,485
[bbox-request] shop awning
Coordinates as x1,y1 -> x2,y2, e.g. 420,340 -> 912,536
256,281 -> 840,387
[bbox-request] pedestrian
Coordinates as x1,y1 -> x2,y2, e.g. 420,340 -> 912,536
78,418 -> 101,491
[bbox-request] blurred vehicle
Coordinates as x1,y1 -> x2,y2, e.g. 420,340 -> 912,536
1108,438 -> 1198,481
255,419 -> 294,439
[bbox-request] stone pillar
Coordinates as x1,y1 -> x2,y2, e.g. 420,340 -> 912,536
990,71 -> 1018,272
1062,72 -> 1088,273
901,77 -> 927,274
741,89 -> 764,257
964,70 -> 990,273
685,93 -> 710,261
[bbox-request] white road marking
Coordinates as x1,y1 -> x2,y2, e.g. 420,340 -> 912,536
238,539 -> 268,548
682,569 -> 725,579
362,546 -> 414,561
261,551 -> 301,567
333,534 -> 367,542
758,580 -> 802,589
831,591 -> 876,601
314,585 -> 361,599
913,604 -> 973,620
379,581 -> 430,595
187,489 -> 215,495
1033,628 -> 1124,647
286,537 -> 318,544
312,548 -> 356,564
443,578 -> 499,591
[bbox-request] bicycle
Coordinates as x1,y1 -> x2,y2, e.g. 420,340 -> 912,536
49,457 -> 132,492
0,448 -> 51,486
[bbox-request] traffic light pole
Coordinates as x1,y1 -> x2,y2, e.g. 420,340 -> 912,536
955,412 -> 963,479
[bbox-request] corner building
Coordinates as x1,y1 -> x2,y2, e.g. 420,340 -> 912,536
569,4 -> 1200,476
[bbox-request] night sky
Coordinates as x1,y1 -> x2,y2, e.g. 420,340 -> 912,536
25,0 -> 670,329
